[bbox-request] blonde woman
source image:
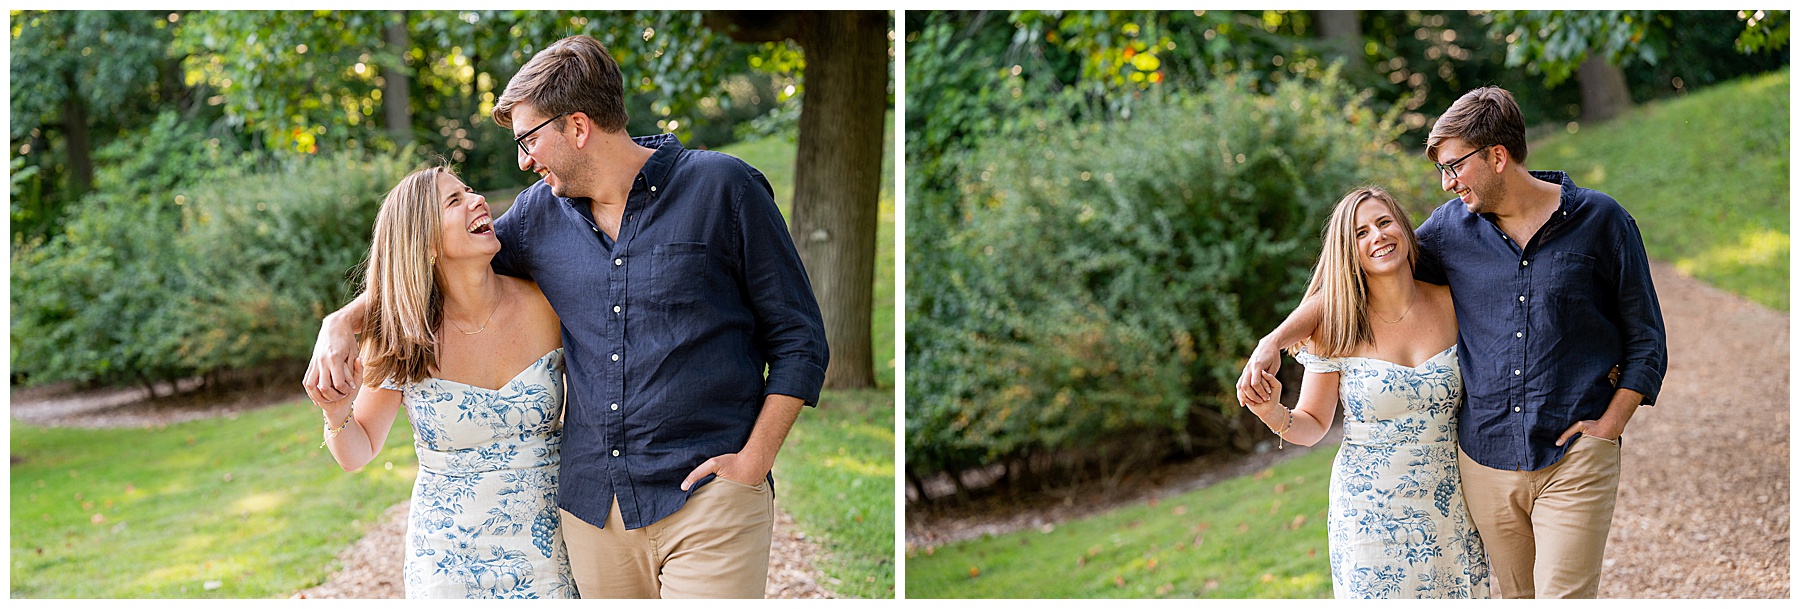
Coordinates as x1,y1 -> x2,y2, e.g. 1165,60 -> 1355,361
1240,187 -> 1488,598
309,166 -> 575,598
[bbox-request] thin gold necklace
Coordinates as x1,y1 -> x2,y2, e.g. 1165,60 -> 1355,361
450,283 -> 504,335
1373,290 -> 1417,324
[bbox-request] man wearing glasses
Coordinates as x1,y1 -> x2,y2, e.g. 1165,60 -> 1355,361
1236,86 -> 1667,598
305,35 -> 828,598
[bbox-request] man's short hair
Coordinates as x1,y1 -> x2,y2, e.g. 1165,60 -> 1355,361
492,35 -> 629,133
1426,86 -> 1528,164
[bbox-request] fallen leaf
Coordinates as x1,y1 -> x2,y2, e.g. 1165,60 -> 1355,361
1146,558 -> 1159,571
1171,505 -> 1187,516
90,513 -> 105,524
1113,575 -> 1126,587
1261,573 -> 1275,583
1206,579 -> 1220,590
1274,483 -> 1287,494
1290,514 -> 1308,530
1237,523 -> 1249,533
1307,548 -> 1317,558
1156,583 -> 1174,596
1087,544 -> 1103,557
967,567 -> 981,578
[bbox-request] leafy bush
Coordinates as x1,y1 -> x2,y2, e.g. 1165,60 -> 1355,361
12,147 -> 415,388
905,71 -> 1425,480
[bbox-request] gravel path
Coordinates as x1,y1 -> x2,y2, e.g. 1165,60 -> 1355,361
906,262 -> 1788,598
289,498 -> 835,599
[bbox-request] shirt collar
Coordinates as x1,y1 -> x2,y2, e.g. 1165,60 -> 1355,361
631,133 -> 684,193
1528,169 -> 1580,217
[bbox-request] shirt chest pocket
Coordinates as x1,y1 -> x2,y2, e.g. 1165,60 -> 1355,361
1547,251 -> 1597,302
648,242 -> 709,307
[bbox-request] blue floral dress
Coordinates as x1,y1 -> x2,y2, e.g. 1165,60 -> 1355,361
387,348 -> 576,599
1296,345 -> 1489,599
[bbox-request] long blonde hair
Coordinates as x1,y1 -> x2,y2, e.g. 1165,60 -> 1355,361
1291,186 -> 1418,358
360,166 -> 447,386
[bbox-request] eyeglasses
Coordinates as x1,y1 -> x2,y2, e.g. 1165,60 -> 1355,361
1434,146 -> 1487,179
514,112 -> 571,157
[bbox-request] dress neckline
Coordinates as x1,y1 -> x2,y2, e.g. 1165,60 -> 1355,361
427,348 -> 562,392
1340,344 -> 1456,370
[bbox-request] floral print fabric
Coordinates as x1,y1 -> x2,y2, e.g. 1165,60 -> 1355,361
389,349 -> 576,599
1298,346 -> 1490,599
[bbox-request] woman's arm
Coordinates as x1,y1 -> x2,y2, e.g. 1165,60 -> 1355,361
318,384 -> 404,472
1243,368 -> 1340,448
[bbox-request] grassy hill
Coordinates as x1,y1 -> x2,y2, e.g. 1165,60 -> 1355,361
1530,68 -> 1789,310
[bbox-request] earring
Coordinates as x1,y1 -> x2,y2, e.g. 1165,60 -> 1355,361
428,254 -> 436,265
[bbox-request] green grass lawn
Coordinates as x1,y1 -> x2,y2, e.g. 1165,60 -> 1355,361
773,388 -> 896,598
1529,68 -> 1790,310
10,406 -> 421,598
907,447 -> 1337,599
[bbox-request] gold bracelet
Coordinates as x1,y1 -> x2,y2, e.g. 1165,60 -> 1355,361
1268,406 -> 1293,450
320,406 -> 355,449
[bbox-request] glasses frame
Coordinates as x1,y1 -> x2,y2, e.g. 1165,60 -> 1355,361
514,112 -> 572,157
1434,146 -> 1488,179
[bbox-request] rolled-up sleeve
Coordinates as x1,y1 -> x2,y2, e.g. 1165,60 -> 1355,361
1610,214 -> 1668,405
733,168 -> 829,406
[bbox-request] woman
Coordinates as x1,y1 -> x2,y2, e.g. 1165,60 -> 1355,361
313,166 -> 575,598
1241,186 -> 1489,598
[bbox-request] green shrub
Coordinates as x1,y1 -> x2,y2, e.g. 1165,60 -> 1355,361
11,148 -> 415,387
905,71 -> 1425,479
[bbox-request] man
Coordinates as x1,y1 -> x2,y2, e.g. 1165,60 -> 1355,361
305,35 -> 828,598
1236,86 -> 1666,598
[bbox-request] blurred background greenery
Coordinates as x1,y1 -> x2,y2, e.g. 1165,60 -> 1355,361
904,9 -> 1787,505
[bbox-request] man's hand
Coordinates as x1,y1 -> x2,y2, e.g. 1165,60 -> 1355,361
680,451 -> 770,491
1555,419 -> 1621,446
304,313 -> 362,404
1236,341 -> 1283,406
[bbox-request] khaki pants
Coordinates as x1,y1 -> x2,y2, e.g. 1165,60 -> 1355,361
560,477 -> 774,598
1458,434 -> 1622,598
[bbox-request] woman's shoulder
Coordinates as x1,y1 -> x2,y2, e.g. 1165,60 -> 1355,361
499,275 -> 561,333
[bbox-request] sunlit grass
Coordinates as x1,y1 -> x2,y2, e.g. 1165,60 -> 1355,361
775,388 -> 896,598
906,447 -> 1337,598
10,403 -> 419,598
1529,68 -> 1789,310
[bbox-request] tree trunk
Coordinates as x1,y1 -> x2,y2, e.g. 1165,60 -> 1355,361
1315,11 -> 1364,67
59,70 -> 94,199
1577,54 -> 1630,123
705,11 -> 886,389
382,11 -> 413,145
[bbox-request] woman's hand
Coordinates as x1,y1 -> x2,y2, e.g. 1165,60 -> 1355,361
1243,370 -> 1284,408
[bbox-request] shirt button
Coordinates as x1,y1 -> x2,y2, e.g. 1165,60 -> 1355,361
614,258 -> 623,266
1514,406 -> 1522,412
611,353 -> 620,362
1516,332 -> 1524,338
613,305 -> 621,314
611,450 -> 620,457
592,226 -> 599,233
1518,295 -> 1526,302
1514,369 -> 1522,376
1522,260 -> 1530,266
650,185 -> 658,193
610,403 -> 619,411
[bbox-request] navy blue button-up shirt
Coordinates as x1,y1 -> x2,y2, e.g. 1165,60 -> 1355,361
1415,170 -> 1666,472
490,134 -> 828,529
